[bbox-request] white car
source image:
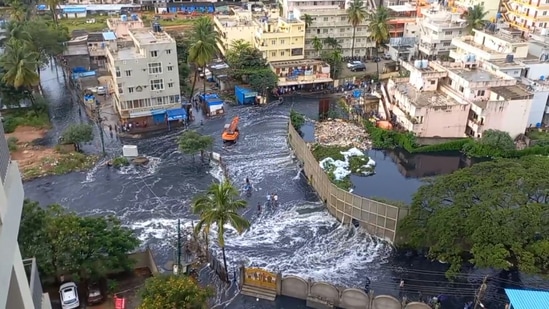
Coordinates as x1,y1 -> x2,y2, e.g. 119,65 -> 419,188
347,61 -> 362,68
59,282 -> 80,309
96,86 -> 107,95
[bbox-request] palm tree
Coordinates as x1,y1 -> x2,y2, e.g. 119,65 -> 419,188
312,36 -> 323,57
8,0 -> 30,23
366,6 -> 391,77
0,22 -> 31,47
192,180 -> 250,280
346,0 -> 368,58
46,0 -> 61,26
323,37 -> 341,50
328,49 -> 343,78
302,14 -> 313,29
465,4 -> 488,33
0,40 -> 40,90
188,17 -> 219,101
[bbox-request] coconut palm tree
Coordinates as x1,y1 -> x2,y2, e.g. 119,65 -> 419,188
302,14 -> 313,29
46,0 -> 62,26
0,40 -> 40,90
366,6 -> 391,76
188,17 -> 219,101
8,0 -> 30,23
192,180 -> 250,280
346,0 -> 368,58
312,36 -> 323,57
465,4 -> 488,33
0,22 -> 32,47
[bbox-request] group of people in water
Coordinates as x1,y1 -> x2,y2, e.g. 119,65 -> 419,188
244,177 -> 279,212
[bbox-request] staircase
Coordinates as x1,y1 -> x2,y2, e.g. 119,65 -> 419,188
502,0 -> 512,23
380,83 -> 393,120
241,285 -> 277,301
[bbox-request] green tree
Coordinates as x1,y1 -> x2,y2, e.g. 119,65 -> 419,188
290,109 -> 305,131
323,37 -> 341,50
45,0 -> 61,26
61,124 -> 94,151
462,129 -> 516,158
7,0 -> 31,23
398,156 -> 549,278
302,14 -> 313,29
321,49 -> 343,79
192,180 -> 250,280
178,130 -> 214,162
346,0 -> 368,58
24,19 -> 69,71
248,69 -> 278,96
0,40 -> 40,90
19,200 -> 140,285
139,275 -> 213,309
312,36 -> 323,58
188,17 -> 219,100
225,41 -> 267,81
465,4 -> 488,33
172,34 -> 191,94
366,6 -> 391,75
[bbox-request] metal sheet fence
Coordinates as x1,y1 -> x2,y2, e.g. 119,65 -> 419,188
288,124 -> 407,243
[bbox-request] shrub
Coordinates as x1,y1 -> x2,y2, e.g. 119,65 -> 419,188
112,156 -> 130,168
290,109 -> 305,131
7,137 -> 18,151
411,139 -> 471,153
311,144 -> 346,161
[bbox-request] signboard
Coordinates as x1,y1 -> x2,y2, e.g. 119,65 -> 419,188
114,296 -> 126,309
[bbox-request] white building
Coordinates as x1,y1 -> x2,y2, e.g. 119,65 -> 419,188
280,0 -> 376,57
106,26 -> 185,124
0,124 -> 52,309
417,4 -> 467,58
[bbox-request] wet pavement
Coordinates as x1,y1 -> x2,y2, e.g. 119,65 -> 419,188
22,64 -> 549,309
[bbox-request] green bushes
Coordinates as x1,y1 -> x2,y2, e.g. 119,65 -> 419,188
290,109 -> 305,131
411,139 -> 471,153
7,137 -> 18,151
364,121 -> 416,152
3,109 -> 50,133
112,156 -> 130,168
311,144 -> 346,161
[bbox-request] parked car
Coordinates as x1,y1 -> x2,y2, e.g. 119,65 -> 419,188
59,282 -> 80,309
87,283 -> 104,305
372,57 -> 381,62
350,63 -> 366,72
346,61 -> 362,68
383,54 -> 392,60
96,86 -> 107,95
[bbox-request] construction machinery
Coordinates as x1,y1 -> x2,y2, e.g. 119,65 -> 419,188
222,116 -> 240,143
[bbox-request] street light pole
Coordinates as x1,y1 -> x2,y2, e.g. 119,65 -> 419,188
177,219 -> 182,275
95,100 -> 106,156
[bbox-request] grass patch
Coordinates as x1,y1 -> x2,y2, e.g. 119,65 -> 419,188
58,16 -> 109,33
3,109 -> 51,133
23,152 -> 98,180
112,156 -> 130,168
7,137 -> 18,152
370,197 -> 409,208
311,144 -> 347,161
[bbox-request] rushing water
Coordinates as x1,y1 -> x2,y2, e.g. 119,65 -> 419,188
21,65 -> 549,309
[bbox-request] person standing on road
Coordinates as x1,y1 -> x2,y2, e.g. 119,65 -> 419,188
273,193 -> 278,206
257,202 -> 261,212
266,193 -> 271,206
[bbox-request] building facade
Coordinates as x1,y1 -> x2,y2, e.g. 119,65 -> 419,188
214,8 -> 257,56
450,0 -> 500,20
106,27 -> 183,123
417,5 -> 467,58
387,59 -> 533,138
501,0 -> 549,33
270,59 -> 333,89
0,124 -> 51,309
254,17 -> 306,62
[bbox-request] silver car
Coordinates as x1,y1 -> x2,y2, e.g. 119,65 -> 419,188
59,282 -> 80,309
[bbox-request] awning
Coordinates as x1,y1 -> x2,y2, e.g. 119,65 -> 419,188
505,289 -> 549,309
63,7 -> 86,13
166,108 -> 187,121
151,109 -> 166,115
129,110 -> 152,118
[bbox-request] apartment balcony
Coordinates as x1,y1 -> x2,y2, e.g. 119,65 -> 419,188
23,258 -> 51,309
451,36 -> 507,61
467,119 -> 480,133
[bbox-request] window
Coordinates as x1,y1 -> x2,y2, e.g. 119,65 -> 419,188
271,51 -> 276,57
167,66 -> 174,71
430,80 -> 436,85
280,39 -> 285,44
298,26 -> 302,31
543,11 -> 547,16
281,51 -> 285,56
477,90 -> 485,96
166,49 -> 172,54
324,17 -> 328,21
340,28 -> 345,33
148,62 -> 162,74
150,79 -> 164,90
125,70 -> 131,77
150,50 -> 158,57
357,28 -> 362,32
271,40 -> 276,45
168,82 -> 174,88
156,97 -> 163,104
128,87 -> 134,93
459,86 -> 464,93
443,42 -> 451,47
445,31 -> 452,35
323,29 -> 328,33
117,83 -> 123,93
115,67 -> 120,77
341,16 -> 346,21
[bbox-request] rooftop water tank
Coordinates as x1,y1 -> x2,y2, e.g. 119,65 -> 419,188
421,59 -> 429,69
414,60 -> 422,68
470,55 -> 476,62
506,54 -> 514,63
542,28 -> 549,36
152,22 -> 161,32
131,14 -> 138,21
121,15 -> 127,22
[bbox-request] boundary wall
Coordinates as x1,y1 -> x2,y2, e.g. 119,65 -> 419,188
288,124 -> 408,242
240,266 -> 430,309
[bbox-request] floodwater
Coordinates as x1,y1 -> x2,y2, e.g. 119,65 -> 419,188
22,65 -> 549,309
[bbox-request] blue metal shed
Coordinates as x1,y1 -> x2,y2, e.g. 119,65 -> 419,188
505,289 -> 549,309
63,7 -> 86,14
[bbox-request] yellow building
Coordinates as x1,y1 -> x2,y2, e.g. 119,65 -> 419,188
501,0 -> 549,33
254,17 -> 306,62
451,0 -> 499,21
214,8 -> 257,56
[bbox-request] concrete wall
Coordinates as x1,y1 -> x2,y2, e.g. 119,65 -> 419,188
288,124 -> 407,243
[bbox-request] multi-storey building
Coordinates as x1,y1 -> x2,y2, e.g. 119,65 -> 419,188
449,0 -> 500,20
271,59 -> 333,89
107,15 -> 145,39
387,3 -> 418,38
0,124 -> 52,309
417,5 -> 467,58
254,16 -> 306,62
386,59 -> 533,138
501,0 -> 549,33
281,0 -> 376,57
214,8 -> 258,56
106,26 -> 184,124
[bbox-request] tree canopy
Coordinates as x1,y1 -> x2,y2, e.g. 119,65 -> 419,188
346,0 -> 368,58
178,130 -> 214,160
249,69 -> 278,95
139,275 -> 212,309
465,4 -> 488,33
398,156 -> 549,278
19,200 -> 140,282
462,129 -> 516,157
366,6 -> 392,47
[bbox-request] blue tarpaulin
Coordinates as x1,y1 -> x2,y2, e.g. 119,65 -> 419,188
72,67 -> 87,73
36,4 -> 47,10
71,71 -> 96,80
102,32 -> 116,41
505,289 -> 549,309
166,108 -> 187,121
151,109 -> 166,124
63,7 -> 86,13
200,94 -> 223,106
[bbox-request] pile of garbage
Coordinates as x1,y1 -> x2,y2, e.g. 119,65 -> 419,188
315,119 -> 371,149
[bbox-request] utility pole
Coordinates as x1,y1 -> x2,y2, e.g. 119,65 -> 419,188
474,276 -> 488,309
95,100 -> 106,156
177,219 -> 182,275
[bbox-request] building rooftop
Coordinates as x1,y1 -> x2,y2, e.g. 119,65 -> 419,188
216,15 -> 255,27
491,85 -> 532,100
388,4 -> 416,12
475,28 -> 528,45
396,83 -> 461,108
451,68 -> 505,83
111,46 -> 146,61
130,28 -> 174,45
270,59 -> 328,69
